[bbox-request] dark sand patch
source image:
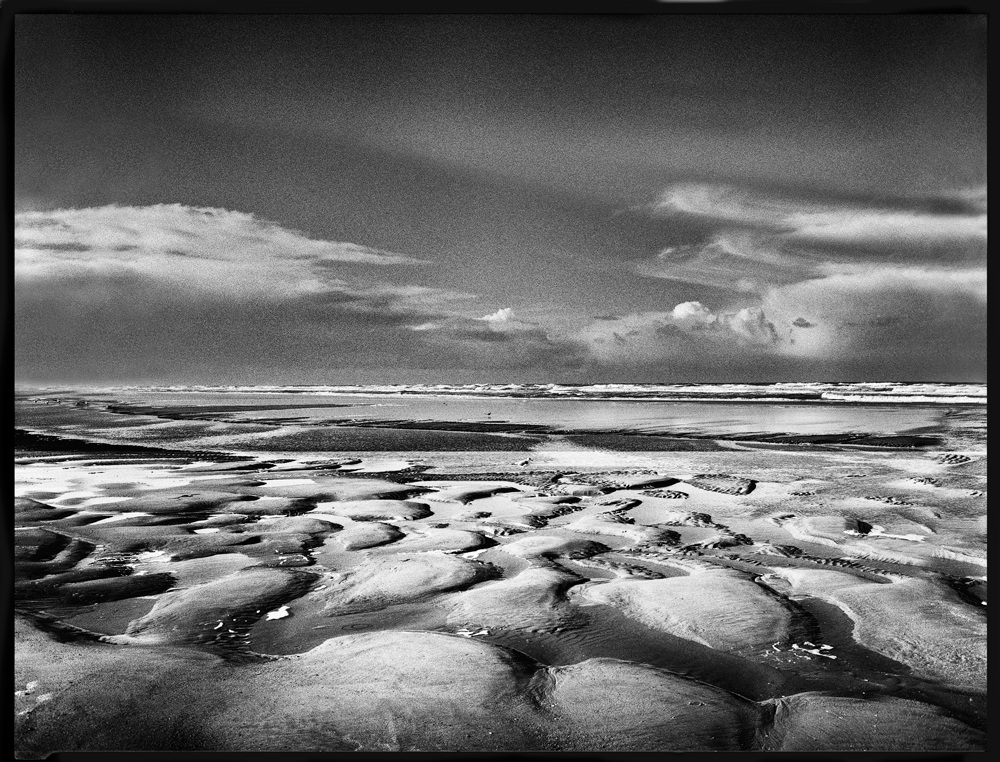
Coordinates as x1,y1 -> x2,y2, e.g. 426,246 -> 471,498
15,498 -> 80,523
566,433 -> 727,451
58,523 -> 257,559
318,499 -> 432,521
14,427 -> 236,460
220,425 -> 539,452
62,595 -> 162,636
14,534 -> 96,581
18,572 -> 176,608
14,527 -> 73,563
237,475 -> 427,501
101,489 -> 249,514
215,496 -> 316,515
499,534 -> 610,560
420,483 -> 526,503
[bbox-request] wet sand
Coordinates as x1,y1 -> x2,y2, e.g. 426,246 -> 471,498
14,394 -> 987,754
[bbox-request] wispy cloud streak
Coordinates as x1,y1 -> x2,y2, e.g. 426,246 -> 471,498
654,183 -> 986,248
15,204 -> 429,300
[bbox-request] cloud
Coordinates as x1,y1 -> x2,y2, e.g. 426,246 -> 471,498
479,307 -> 517,325
670,301 -> 779,344
15,204 -> 429,301
412,307 -> 541,334
14,202 -> 481,323
762,264 -> 987,364
636,231 -> 823,293
574,257 -> 985,379
575,301 -> 780,365
406,307 -> 585,369
14,203 -> 498,382
654,182 -> 987,250
636,181 -> 987,332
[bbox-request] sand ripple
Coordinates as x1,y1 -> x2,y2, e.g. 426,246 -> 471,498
317,553 -> 497,615
581,567 -> 797,656
447,565 -> 587,634
774,568 -> 987,690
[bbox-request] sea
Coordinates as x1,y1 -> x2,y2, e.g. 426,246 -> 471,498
15,382 -> 987,458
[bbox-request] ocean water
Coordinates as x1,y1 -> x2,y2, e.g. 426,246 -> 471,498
15,382 -> 986,457
91,381 -> 988,404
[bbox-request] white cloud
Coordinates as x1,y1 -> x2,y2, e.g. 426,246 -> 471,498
788,209 -> 987,247
14,203 -> 483,324
636,231 -> 821,293
413,307 -> 541,335
15,204 -> 428,301
576,301 -> 780,365
479,307 -> 516,325
763,264 -> 987,360
579,256 -> 986,371
671,301 -> 779,344
654,182 -> 987,248
403,308 -> 581,369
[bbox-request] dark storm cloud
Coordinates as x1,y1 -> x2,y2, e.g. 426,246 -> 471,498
15,266 -> 482,385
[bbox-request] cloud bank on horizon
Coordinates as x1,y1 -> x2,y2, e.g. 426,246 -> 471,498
14,15 -> 986,384
16,186 -> 986,383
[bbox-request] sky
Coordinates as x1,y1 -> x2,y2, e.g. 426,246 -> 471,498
14,13 -> 987,384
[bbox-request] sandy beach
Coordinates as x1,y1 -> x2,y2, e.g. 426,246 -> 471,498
13,390 -> 987,754
13,10 -> 988,756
